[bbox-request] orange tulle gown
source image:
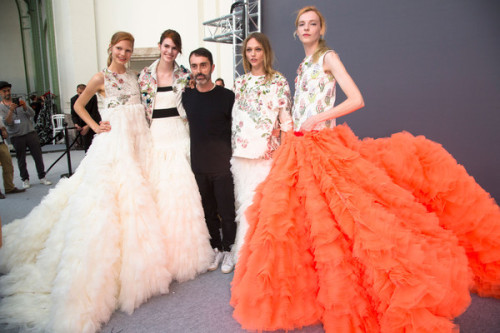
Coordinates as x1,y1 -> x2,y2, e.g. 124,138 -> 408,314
231,126 -> 500,332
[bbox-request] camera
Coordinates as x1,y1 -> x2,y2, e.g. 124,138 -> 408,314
12,97 -> 20,105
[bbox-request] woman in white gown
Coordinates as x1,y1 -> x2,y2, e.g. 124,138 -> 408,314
138,29 -> 213,282
0,32 -> 172,333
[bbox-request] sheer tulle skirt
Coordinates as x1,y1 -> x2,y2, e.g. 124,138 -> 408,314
148,116 -> 213,282
230,157 -> 272,261
0,104 -> 172,333
231,124 -> 499,332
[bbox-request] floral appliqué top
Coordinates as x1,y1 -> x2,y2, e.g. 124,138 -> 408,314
138,59 -> 190,123
103,68 -> 141,109
232,72 -> 292,160
293,50 -> 337,131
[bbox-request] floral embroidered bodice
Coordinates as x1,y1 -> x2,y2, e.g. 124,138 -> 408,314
293,51 -> 337,131
138,60 -> 190,122
103,68 -> 141,109
232,72 -> 292,160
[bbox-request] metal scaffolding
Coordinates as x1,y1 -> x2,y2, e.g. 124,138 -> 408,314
203,0 -> 261,80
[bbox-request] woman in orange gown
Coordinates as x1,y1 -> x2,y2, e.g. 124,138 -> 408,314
230,6 -> 500,333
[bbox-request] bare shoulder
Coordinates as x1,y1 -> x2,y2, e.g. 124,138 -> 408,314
323,50 -> 347,75
323,50 -> 341,66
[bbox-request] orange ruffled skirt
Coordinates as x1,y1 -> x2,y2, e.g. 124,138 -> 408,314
230,125 -> 500,333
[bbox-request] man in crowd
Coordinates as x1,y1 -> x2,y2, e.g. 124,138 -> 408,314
0,118 -> 25,198
0,81 -> 51,189
70,84 -> 100,152
182,48 -> 236,274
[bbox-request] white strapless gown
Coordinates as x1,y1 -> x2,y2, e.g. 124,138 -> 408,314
147,86 -> 213,283
0,69 -> 172,333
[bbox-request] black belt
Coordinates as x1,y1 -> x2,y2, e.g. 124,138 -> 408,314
152,107 -> 180,118
157,86 -> 173,92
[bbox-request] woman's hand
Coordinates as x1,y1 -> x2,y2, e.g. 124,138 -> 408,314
299,115 -> 321,132
95,121 -> 111,134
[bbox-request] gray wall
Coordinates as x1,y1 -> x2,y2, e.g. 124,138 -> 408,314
262,0 -> 500,200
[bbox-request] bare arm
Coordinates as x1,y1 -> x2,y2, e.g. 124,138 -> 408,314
300,51 -> 365,131
74,72 -> 110,134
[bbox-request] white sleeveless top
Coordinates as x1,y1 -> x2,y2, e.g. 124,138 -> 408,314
292,51 -> 337,131
102,68 -> 141,109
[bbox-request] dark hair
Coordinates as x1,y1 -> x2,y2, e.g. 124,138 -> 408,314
189,47 -> 213,66
215,78 -> 225,87
159,29 -> 182,54
76,84 -> 86,90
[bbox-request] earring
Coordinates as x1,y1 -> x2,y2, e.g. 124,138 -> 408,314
293,32 -> 297,40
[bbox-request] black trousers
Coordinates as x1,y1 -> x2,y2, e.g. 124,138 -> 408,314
82,131 -> 96,152
10,131 -> 46,181
194,172 -> 236,252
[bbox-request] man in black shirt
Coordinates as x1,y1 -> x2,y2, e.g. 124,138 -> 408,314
183,48 -> 236,274
70,84 -> 100,152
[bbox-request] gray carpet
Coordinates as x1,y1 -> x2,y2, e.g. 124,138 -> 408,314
1,149 -> 499,333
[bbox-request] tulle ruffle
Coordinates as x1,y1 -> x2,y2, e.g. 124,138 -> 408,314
230,156 -> 273,261
331,124 -> 500,297
148,117 -> 213,282
0,104 -> 172,333
230,125 -> 492,332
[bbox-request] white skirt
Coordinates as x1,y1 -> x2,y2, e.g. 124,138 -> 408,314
230,156 -> 272,261
0,104 -> 171,333
148,116 -> 213,282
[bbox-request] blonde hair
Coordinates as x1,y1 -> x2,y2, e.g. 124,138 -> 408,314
107,31 -> 135,66
295,6 -> 329,63
242,32 -> 277,82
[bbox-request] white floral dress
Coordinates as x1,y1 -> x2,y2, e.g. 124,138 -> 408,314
293,51 -> 337,131
231,72 -> 292,260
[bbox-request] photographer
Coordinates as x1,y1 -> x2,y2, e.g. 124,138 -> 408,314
0,81 -> 51,189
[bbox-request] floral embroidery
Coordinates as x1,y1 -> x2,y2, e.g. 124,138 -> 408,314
138,60 -> 190,122
103,69 -> 140,109
232,72 -> 292,160
293,51 -> 337,131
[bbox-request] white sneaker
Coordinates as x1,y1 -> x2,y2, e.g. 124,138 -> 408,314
208,249 -> 224,271
221,251 -> 235,274
22,180 -> 30,189
40,178 -> 52,186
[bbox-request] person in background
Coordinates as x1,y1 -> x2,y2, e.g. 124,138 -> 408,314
0,81 -> 51,189
29,94 -> 42,123
70,83 -> 101,152
215,78 -> 225,87
0,118 -> 25,198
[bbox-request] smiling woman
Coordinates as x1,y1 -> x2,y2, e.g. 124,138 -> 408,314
138,29 -> 213,284
0,31 -> 173,333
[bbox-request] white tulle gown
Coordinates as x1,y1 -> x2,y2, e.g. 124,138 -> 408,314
147,86 -> 213,282
0,68 -> 172,333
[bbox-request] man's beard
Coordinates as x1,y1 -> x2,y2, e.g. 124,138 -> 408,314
195,74 -> 209,83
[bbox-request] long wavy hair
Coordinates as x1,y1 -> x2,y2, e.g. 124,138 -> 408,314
242,32 -> 276,82
295,6 -> 329,63
107,31 -> 135,66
